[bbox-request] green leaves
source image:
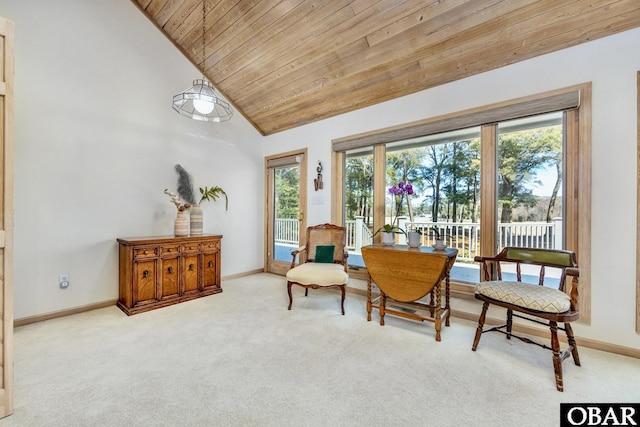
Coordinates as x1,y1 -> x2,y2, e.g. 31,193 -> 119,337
199,186 -> 229,210
373,224 -> 407,237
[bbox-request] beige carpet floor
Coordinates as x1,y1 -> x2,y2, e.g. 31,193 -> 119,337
1,272 -> 638,426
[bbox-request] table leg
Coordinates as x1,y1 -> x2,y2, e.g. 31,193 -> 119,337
379,291 -> 386,326
429,290 -> 435,317
435,281 -> 442,341
445,262 -> 452,327
366,274 -> 372,322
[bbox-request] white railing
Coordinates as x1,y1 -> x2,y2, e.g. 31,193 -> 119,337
402,220 -> 480,260
345,216 -> 373,252
498,221 -> 559,249
274,218 -> 299,245
274,217 -> 561,262
403,219 -> 561,261
273,217 -> 373,250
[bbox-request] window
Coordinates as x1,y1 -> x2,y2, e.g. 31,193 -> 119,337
333,85 -> 591,320
343,148 -> 374,269
384,127 -> 481,282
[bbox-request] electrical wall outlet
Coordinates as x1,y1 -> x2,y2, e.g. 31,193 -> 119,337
59,274 -> 70,289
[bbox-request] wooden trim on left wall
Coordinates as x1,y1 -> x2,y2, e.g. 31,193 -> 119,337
14,268 -> 265,327
0,15 -> 15,418
14,299 -> 118,327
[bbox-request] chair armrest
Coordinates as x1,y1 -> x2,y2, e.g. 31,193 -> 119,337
474,255 -> 497,281
566,269 -> 580,311
291,246 -> 306,256
474,255 -> 497,263
341,252 -> 349,272
565,267 -> 580,278
290,246 -> 306,270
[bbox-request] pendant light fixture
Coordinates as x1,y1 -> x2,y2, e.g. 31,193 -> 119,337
172,0 -> 233,122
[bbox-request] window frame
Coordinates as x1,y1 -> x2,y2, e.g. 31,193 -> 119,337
332,84 -> 592,322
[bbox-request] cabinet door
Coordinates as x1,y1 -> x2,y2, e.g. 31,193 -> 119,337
160,257 -> 179,299
203,252 -> 219,290
183,254 -> 199,294
133,260 -> 157,306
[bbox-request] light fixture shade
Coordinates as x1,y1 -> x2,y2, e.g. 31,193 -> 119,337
172,78 -> 233,122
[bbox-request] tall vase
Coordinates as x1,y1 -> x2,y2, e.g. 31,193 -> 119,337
174,210 -> 189,237
190,204 -> 203,236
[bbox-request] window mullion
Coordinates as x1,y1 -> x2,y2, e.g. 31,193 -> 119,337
373,144 -> 386,243
480,124 -> 498,260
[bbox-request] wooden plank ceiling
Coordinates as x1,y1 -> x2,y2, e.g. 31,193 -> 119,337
133,0 -> 640,135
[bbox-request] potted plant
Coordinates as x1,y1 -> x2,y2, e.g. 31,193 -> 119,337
373,224 -> 406,246
164,189 -> 192,237
431,226 -> 447,250
372,181 -> 414,246
174,165 -> 229,236
198,186 -> 229,210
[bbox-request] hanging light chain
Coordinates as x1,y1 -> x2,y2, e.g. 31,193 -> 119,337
201,0 -> 206,75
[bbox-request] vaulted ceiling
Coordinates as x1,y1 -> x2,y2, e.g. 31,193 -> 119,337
133,0 -> 640,135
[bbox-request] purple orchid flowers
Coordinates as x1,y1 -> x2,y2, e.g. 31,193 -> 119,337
388,181 -> 414,196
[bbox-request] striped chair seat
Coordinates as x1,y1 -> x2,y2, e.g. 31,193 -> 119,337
475,281 -> 571,314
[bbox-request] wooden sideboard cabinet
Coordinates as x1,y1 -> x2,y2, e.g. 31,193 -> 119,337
117,234 -> 222,315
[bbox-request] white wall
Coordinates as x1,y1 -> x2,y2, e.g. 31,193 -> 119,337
264,28 -> 640,350
0,0 -> 265,319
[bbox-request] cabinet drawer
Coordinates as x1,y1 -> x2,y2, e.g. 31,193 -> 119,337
201,240 -> 220,252
160,244 -> 180,256
181,242 -> 200,253
134,246 -> 158,259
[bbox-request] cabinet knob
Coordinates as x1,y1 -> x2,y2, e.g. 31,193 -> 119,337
189,264 -> 194,271
168,266 -> 173,274
143,270 -> 149,278
208,261 -> 213,268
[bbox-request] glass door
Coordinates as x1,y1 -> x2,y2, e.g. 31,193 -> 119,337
266,151 -> 307,275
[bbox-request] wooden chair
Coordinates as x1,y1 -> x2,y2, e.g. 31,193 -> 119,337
471,247 -> 580,391
286,224 -> 349,315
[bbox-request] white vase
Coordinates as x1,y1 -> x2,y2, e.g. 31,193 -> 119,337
433,239 -> 447,250
381,232 -> 395,246
174,210 -> 189,237
407,231 -> 421,248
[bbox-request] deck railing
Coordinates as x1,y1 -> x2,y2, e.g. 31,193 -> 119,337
274,217 -> 561,262
274,218 -> 299,245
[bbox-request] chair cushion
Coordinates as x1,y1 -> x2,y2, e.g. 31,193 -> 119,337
286,262 -> 348,286
475,280 -> 571,313
314,245 -> 335,263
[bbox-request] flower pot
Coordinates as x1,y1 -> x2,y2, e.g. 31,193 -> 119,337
407,231 -> 421,248
190,204 -> 203,236
433,239 -> 447,250
174,210 -> 189,237
381,232 -> 395,246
